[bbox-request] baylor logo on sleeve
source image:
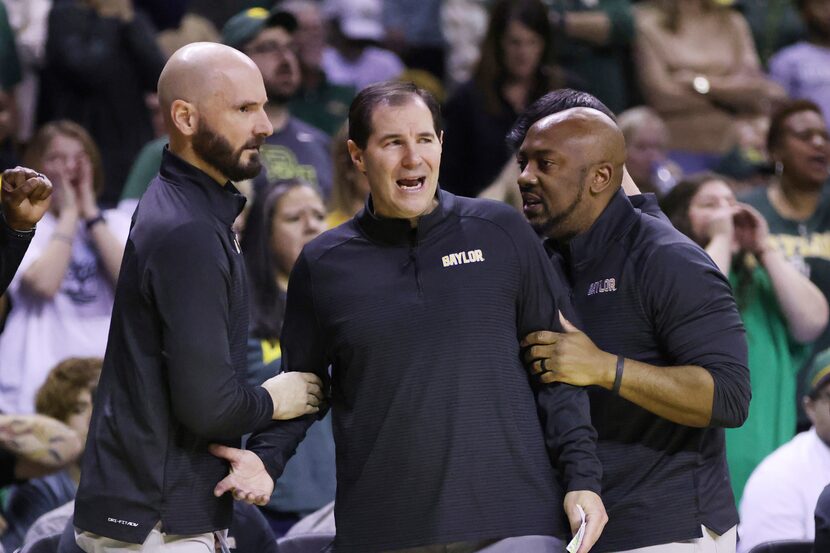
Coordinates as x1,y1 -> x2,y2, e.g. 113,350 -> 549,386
441,249 -> 485,267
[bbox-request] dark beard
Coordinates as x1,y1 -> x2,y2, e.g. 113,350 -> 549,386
530,180 -> 586,240
192,119 -> 264,181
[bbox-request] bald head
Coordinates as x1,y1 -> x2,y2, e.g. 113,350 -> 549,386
531,107 -> 626,188
156,42 -> 272,183
158,42 -> 264,129
517,107 -> 627,241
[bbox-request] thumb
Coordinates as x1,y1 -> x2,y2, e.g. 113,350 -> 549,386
559,311 -> 579,333
208,443 -> 240,464
213,474 -> 234,498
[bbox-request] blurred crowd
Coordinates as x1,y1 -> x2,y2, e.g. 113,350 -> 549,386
0,0 -> 828,551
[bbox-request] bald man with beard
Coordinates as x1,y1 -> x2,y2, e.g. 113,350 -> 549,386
512,90 -> 751,552
73,43 -> 322,553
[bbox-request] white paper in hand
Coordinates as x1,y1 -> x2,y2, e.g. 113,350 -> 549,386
566,504 -> 587,553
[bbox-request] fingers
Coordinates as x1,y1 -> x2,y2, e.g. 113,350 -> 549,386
300,372 -> 322,385
578,514 -> 607,553
522,343 -> 555,365
307,382 -> 323,401
540,371 -> 557,385
213,475 -> 234,497
2,167 -> 40,189
208,443 -> 242,463
520,330 -> 559,347
564,500 -> 582,536
30,178 -> 53,201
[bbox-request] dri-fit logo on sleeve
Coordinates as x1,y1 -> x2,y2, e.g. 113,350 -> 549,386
107,517 -> 139,527
441,249 -> 485,267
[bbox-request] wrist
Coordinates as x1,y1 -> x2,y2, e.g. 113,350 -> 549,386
755,243 -> 773,262
1,211 -> 36,233
599,351 -> 618,390
85,212 -> 105,231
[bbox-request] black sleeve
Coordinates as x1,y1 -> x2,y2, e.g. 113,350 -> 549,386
0,217 -> 33,294
511,214 -> 602,493
246,252 -> 329,481
643,242 -> 750,428
816,484 -> 830,553
148,221 -> 274,439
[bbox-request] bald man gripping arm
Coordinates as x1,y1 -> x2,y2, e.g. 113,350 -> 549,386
515,107 -> 749,429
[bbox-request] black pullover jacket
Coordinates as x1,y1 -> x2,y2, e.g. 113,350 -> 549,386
75,150 -> 274,543
546,191 -> 750,551
248,190 -> 602,552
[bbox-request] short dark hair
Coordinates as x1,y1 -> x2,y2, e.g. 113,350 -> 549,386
766,98 -> 825,153
506,89 -> 616,151
348,81 -> 442,149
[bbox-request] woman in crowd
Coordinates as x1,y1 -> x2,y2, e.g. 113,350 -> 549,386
440,0 -> 567,197
0,121 -> 130,414
743,97 -> 830,426
634,0 -> 785,170
326,124 -> 370,228
241,178 -> 335,537
661,172 -> 828,501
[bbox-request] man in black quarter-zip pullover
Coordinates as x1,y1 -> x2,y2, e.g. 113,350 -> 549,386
210,81 -> 608,553
513,90 -> 750,553
73,43 -> 323,553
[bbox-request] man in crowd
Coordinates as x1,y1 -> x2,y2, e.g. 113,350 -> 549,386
222,7 -> 333,199
514,90 -> 750,552
738,347 -> 830,552
211,81 -> 607,553
73,43 -> 322,552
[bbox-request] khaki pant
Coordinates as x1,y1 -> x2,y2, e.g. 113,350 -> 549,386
75,523 -> 219,553
613,525 -> 737,553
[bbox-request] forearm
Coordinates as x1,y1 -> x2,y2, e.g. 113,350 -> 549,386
614,357 -> 715,427
761,248 -> 829,343
87,218 -> 126,284
21,214 -> 77,298
634,42 -> 713,114
705,235 -> 732,276
0,414 -> 82,474
536,384 -> 602,493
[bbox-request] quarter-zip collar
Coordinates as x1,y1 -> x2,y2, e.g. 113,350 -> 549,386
158,147 -> 247,226
356,188 -> 455,246
545,188 -> 638,268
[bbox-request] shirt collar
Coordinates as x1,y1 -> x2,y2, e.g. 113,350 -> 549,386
356,188 -> 455,246
546,188 -> 638,266
159,147 -> 247,226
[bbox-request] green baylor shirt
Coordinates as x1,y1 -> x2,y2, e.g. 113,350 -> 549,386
742,183 -> 830,422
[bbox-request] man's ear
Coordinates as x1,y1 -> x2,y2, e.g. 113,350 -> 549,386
347,139 -> 366,173
589,162 -> 614,195
171,100 -> 198,137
